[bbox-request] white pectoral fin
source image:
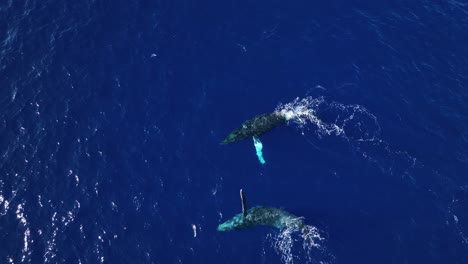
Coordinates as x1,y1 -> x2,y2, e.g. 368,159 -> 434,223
253,137 -> 266,164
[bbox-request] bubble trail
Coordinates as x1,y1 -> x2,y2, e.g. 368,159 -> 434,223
275,95 -> 418,184
266,221 -> 334,264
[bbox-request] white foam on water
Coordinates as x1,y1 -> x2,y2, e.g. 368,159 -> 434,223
15,203 -> 32,262
16,204 -> 27,226
192,224 -> 197,238
111,201 -> 118,211
44,226 -> 58,262
276,96 -> 379,140
266,222 -> 333,264
11,86 -> 17,101
38,195 -> 43,207
93,230 -> 107,264
23,228 -> 30,255
276,96 -> 418,179
74,175 -> 79,186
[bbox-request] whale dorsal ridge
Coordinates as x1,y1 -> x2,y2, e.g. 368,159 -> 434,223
240,189 -> 247,217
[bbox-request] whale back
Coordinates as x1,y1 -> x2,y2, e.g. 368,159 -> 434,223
221,112 -> 286,144
217,206 -> 304,231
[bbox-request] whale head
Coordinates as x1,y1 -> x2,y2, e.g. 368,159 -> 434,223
221,133 -> 238,145
217,212 -> 246,231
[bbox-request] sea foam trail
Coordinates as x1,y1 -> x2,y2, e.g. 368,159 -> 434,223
274,96 -> 417,178
275,96 -> 380,140
266,221 -> 334,264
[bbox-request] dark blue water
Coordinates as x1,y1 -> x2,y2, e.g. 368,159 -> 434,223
1,0 -> 468,263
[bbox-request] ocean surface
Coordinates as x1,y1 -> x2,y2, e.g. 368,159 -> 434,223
1,0 -> 468,263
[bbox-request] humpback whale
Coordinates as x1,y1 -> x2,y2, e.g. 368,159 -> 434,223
221,112 -> 287,145
217,189 -> 312,236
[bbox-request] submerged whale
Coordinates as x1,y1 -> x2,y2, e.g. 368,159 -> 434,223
217,190 -> 309,234
221,112 -> 287,145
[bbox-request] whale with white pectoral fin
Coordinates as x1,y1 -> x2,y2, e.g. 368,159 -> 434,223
220,112 -> 287,145
217,189 -> 322,246
221,112 -> 287,164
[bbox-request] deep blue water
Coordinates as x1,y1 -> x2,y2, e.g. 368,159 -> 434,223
1,0 -> 468,263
